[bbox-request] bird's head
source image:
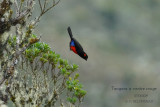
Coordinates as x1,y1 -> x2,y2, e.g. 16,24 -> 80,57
83,53 -> 88,61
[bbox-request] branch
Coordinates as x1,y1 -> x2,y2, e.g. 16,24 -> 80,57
33,0 -> 60,26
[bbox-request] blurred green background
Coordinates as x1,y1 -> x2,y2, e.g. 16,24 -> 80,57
35,0 -> 160,107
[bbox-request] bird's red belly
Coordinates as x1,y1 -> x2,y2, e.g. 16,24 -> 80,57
70,46 -> 77,54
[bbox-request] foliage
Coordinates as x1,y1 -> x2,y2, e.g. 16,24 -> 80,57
7,38 -> 86,106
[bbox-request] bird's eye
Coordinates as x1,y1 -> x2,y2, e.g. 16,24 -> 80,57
84,54 -> 86,56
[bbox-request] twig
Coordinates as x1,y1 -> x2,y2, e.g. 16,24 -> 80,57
16,26 -> 20,55
43,0 -> 48,12
0,78 -> 5,86
38,0 -> 43,12
14,0 -> 20,15
19,0 -> 24,13
43,0 -> 60,14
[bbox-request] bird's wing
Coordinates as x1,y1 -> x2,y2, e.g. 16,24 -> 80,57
72,38 -> 84,51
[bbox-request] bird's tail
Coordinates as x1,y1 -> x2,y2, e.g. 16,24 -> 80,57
67,27 -> 73,39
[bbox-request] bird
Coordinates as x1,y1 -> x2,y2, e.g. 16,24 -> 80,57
67,27 -> 88,61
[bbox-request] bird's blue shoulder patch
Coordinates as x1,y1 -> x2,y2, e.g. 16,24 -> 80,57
70,40 -> 75,46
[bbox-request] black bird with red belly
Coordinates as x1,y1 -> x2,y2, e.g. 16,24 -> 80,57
67,27 -> 88,61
